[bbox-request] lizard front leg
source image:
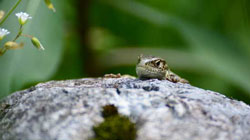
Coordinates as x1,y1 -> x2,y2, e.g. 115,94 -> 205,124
166,70 -> 189,84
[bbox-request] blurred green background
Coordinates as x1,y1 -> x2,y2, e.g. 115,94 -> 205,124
0,0 -> 249,104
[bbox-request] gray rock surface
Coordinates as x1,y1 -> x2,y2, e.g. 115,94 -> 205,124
1,78 -> 250,140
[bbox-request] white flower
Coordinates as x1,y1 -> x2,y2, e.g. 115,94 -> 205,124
15,12 -> 32,25
0,28 -> 10,40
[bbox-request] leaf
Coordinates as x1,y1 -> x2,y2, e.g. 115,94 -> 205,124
0,0 -> 65,98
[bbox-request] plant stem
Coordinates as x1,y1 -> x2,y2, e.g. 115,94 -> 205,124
0,47 -> 7,56
0,0 -> 22,26
13,25 -> 23,41
22,34 -> 33,38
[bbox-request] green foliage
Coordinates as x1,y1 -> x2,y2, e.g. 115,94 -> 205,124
0,0 -> 250,105
0,0 -> 65,98
89,0 -> 250,104
91,105 -> 136,140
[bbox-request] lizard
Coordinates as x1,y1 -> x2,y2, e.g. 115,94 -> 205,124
136,54 -> 189,84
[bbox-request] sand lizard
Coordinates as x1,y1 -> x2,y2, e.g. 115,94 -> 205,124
136,54 -> 189,83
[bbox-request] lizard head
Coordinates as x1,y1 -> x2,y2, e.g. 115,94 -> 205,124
136,54 -> 168,80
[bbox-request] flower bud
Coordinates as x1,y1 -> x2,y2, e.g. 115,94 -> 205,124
44,0 -> 56,12
31,37 -> 45,50
4,41 -> 23,50
0,10 -> 4,20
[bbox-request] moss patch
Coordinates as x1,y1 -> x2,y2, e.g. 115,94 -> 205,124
101,104 -> 118,118
90,104 -> 136,140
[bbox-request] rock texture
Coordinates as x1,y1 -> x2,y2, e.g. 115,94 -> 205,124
1,78 -> 250,140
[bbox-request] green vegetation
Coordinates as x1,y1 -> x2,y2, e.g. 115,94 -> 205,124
90,105 -> 136,140
0,0 -> 250,104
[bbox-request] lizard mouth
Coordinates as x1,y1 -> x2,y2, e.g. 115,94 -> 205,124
136,65 -> 165,73
136,65 -> 166,79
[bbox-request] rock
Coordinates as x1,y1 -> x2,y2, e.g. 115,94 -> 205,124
0,78 -> 250,140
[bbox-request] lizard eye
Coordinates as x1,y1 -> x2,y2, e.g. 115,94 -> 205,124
154,61 -> 161,69
156,61 -> 161,67
154,60 -> 166,69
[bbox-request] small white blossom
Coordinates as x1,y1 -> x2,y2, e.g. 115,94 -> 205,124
0,28 -> 10,40
15,12 -> 32,25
